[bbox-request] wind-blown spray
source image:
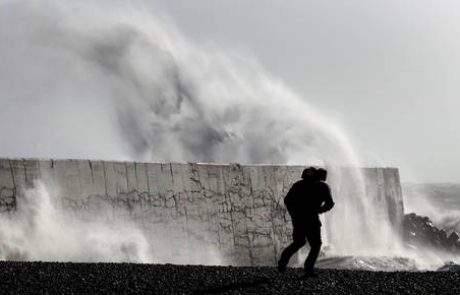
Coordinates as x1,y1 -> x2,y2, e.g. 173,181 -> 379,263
0,0 -> 402,264
0,181 -> 151,262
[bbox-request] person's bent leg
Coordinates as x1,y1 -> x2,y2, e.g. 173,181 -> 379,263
304,226 -> 322,274
278,226 -> 306,271
279,239 -> 306,268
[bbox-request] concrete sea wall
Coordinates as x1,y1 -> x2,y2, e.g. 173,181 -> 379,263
0,159 -> 403,265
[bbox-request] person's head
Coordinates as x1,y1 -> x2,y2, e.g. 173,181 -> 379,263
301,167 -> 317,180
316,168 -> 327,181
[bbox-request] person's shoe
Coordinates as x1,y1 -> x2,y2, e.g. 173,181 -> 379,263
277,261 -> 286,273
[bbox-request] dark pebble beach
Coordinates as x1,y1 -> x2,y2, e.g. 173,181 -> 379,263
0,261 -> 459,294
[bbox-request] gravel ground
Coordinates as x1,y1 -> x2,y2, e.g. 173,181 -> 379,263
0,261 -> 459,294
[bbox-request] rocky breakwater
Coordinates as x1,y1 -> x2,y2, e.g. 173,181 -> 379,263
403,213 -> 460,255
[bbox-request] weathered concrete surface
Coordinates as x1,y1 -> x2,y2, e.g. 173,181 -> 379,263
0,159 -> 403,266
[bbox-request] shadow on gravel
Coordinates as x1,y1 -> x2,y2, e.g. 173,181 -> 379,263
192,276 -> 272,294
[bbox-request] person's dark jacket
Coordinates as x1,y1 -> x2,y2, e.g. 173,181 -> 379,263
284,179 -> 334,225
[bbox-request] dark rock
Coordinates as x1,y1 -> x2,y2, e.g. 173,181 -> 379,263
437,262 -> 460,272
403,213 -> 460,254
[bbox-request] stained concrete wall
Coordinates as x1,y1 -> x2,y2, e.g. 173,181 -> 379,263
0,158 -> 403,265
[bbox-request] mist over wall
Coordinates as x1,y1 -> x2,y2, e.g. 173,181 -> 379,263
0,0 -> 359,168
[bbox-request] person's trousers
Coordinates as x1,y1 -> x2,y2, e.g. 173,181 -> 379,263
279,223 -> 322,272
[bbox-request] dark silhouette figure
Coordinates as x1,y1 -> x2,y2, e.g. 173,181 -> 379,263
278,167 -> 334,277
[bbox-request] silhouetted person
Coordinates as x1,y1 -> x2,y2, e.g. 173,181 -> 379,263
278,167 -> 334,277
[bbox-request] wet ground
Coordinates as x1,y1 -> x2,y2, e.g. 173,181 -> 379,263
0,261 -> 459,294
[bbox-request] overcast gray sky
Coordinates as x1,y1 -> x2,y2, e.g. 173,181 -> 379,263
145,0 -> 460,183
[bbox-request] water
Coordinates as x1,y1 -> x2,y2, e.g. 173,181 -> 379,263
403,183 -> 460,234
0,181 -> 152,262
0,0 -> 448,269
